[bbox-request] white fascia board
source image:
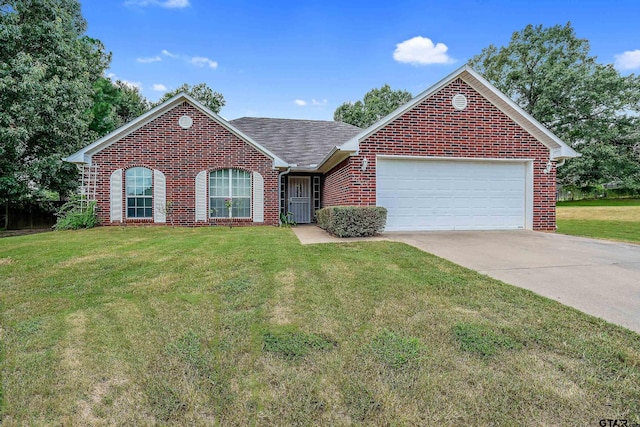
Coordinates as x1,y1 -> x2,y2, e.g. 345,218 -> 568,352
338,65 -> 474,153
64,93 -> 290,169
65,93 -> 190,165
315,146 -> 340,169
336,65 -> 578,161
461,67 -> 578,160
64,152 -> 89,164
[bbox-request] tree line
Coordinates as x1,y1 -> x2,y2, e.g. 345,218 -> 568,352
0,0 -> 224,227
1,0 -> 638,228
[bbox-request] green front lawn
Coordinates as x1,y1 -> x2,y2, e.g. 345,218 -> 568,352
1,227 -> 639,425
557,199 -> 640,243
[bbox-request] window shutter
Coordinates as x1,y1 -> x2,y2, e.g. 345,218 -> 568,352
195,171 -> 207,221
154,169 -> 166,223
110,169 -> 123,222
252,171 -> 264,223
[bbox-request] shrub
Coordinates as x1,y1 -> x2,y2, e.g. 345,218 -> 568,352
316,206 -> 387,237
53,198 -> 99,230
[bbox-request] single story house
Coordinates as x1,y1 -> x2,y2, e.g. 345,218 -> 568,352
65,65 -> 578,231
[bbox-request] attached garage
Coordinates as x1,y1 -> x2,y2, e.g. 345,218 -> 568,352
376,156 -> 533,231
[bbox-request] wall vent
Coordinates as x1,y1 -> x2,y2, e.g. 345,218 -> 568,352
179,115 -> 193,129
452,94 -> 468,110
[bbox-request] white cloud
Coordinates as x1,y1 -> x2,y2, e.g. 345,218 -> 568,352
136,56 -> 162,63
120,80 -> 143,90
152,83 -> 167,91
614,50 -> 640,70
104,72 -> 142,90
125,0 -> 190,8
190,56 -> 218,69
162,0 -> 189,7
294,98 -> 328,107
161,49 -> 178,58
393,36 -> 454,65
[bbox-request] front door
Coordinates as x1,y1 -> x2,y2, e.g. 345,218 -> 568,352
288,176 -> 311,223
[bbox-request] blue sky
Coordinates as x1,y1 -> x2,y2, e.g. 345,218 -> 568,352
83,0 -> 640,121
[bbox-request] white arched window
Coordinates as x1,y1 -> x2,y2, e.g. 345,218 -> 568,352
126,167 -> 153,218
209,169 -> 251,218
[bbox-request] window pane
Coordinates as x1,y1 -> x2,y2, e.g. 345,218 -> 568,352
232,170 -> 251,197
210,198 -> 226,218
210,169 -> 230,198
232,197 -> 250,218
128,208 -> 135,217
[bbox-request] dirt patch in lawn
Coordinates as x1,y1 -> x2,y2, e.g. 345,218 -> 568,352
557,206 -> 640,222
271,269 -> 296,324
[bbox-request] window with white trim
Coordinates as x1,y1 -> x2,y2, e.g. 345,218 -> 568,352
126,167 -> 153,218
209,169 -> 251,218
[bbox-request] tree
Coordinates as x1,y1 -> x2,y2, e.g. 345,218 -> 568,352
0,0 -> 110,226
468,22 -> 640,188
154,83 -> 225,114
89,77 -> 149,137
334,84 -> 413,128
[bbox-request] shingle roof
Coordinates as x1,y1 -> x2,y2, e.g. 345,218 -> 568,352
230,117 -> 362,168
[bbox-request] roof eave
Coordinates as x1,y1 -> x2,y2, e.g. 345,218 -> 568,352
460,67 -> 578,159
64,93 -> 290,169
335,65 -> 579,160
316,146 -> 356,173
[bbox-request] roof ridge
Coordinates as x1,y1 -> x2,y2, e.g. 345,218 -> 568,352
231,116 -> 355,125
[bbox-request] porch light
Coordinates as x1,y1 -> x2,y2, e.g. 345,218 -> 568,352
361,157 -> 368,171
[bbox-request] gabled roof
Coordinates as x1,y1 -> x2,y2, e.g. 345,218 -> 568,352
230,117 -> 361,169
328,65 -> 578,170
64,93 -> 288,168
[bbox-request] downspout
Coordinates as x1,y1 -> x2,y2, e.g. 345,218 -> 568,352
277,168 -> 292,225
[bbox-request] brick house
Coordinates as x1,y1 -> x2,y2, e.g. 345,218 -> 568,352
65,66 -> 577,231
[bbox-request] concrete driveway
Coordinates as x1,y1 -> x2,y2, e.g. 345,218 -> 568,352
387,231 -> 640,334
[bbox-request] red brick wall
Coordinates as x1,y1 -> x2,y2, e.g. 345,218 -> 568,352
322,78 -> 557,231
91,102 -> 280,226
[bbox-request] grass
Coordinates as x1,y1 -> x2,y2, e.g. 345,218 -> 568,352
557,198 -> 640,243
557,198 -> 640,207
1,227 -> 639,425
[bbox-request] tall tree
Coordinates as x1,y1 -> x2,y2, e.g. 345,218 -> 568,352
154,83 -> 225,114
334,84 -> 413,128
468,22 -> 640,188
89,77 -> 149,137
0,0 -> 110,223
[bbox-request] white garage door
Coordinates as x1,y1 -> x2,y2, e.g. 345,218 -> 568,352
377,158 -> 527,231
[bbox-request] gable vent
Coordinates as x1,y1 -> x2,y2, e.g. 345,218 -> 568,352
452,94 -> 468,110
179,115 -> 193,129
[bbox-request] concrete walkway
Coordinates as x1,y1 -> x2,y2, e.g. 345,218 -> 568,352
292,224 -> 389,245
388,231 -> 640,334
